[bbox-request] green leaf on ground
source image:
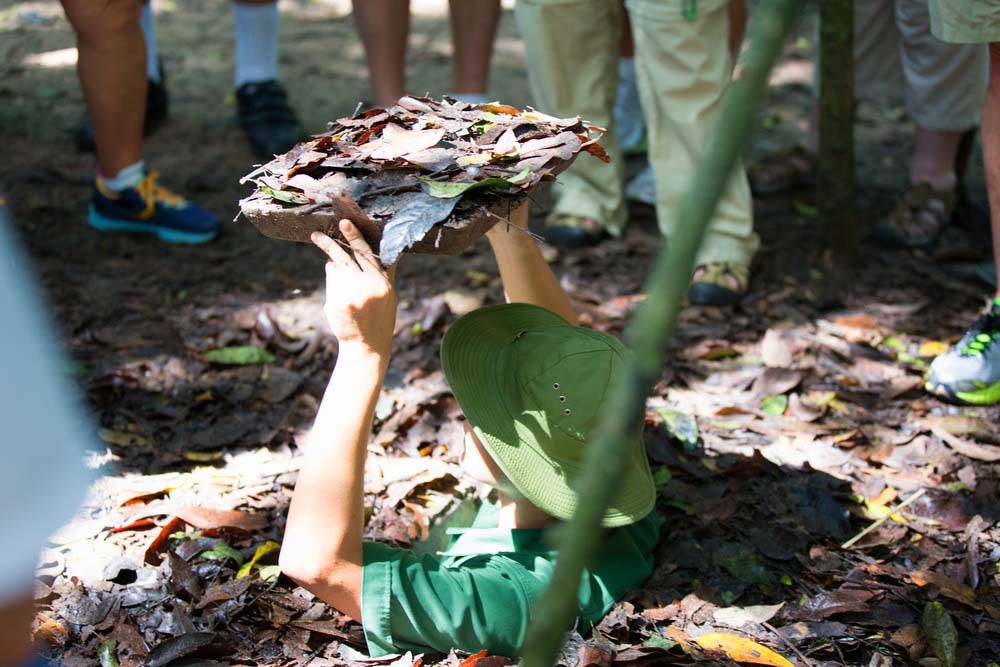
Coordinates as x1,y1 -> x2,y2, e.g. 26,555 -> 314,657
713,542 -> 771,585
644,634 -> 677,651
653,466 -> 672,492
237,540 -> 280,579
793,201 -> 817,218
923,601 -> 957,667
258,564 -> 281,583
203,346 -> 276,365
761,394 -> 789,417
99,639 -> 119,667
656,407 -> 699,451
200,542 -> 245,565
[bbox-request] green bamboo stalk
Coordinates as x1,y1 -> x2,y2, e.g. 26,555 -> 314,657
520,3 -> 803,665
818,0 -> 856,274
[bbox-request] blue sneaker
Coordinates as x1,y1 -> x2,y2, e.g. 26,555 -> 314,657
89,171 -> 219,244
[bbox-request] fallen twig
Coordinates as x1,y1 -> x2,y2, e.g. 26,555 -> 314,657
840,488 -> 926,549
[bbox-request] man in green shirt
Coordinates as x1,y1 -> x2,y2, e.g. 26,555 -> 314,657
278,204 -> 659,657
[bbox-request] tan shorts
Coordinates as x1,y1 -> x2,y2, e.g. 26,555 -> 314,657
928,0 -> 1000,43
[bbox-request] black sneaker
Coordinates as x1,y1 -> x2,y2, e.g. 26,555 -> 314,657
236,80 -> 307,159
74,65 -> 169,152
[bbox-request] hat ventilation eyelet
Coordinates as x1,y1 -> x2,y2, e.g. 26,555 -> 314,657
559,396 -> 566,402
553,382 -> 560,389
564,408 -> 571,415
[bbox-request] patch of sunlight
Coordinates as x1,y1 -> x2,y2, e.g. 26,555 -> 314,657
769,59 -> 812,87
22,46 -> 78,69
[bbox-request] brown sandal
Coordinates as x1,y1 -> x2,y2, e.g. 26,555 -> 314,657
871,182 -> 955,249
748,145 -> 817,195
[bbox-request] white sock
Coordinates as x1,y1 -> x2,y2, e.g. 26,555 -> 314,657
449,92 -> 490,105
101,160 -> 146,192
140,3 -> 161,83
232,2 -> 280,88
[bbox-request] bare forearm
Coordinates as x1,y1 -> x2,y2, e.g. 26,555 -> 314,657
280,345 -> 386,619
487,207 -> 576,322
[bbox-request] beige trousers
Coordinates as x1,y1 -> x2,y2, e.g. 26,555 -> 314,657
515,0 -> 759,267
855,0 -> 987,131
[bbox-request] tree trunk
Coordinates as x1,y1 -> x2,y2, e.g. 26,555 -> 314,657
519,2 -> 804,665
818,0 -> 856,286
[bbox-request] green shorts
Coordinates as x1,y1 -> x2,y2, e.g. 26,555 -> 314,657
929,0 -> 1000,44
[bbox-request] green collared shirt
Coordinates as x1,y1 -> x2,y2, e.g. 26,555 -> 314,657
361,501 -> 661,658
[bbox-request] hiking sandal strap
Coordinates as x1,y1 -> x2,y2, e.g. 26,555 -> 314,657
882,182 -> 955,247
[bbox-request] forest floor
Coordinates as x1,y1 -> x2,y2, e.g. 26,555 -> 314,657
2,1 -> 1000,665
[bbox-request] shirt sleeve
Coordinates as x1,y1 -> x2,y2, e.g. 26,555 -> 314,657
362,542 -> 536,658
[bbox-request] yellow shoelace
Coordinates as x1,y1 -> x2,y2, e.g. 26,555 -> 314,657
136,171 -> 185,218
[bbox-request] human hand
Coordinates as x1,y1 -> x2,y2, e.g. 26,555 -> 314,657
311,220 -> 397,358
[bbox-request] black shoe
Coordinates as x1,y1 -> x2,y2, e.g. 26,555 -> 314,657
236,80 -> 307,159
74,65 -> 169,153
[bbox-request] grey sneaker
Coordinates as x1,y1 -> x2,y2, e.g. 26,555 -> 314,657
926,299 -> 1000,405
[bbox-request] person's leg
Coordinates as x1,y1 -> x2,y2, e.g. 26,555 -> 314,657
514,0 -> 626,242
871,0 -> 987,247
73,0 -> 168,153
448,0 -> 500,102
233,0 -> 280,87
232,0 -> 305,157
986,44 -> 1000,298
353,0 -> 409,107
615,1 -> 646,155
61,0 -> 145,176
728,0 -> 747,56
627,0 -> 757,304
897,0 -> 985,190
0,595 -> 33,664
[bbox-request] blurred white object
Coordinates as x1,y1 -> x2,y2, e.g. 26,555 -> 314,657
0,207 -> 91,601
625,164 -> 657,206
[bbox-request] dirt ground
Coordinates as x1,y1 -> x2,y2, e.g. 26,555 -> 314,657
2,1 -> 1000,665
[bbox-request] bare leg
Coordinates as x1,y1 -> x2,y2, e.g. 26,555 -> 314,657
619,0 -> 634,58
62,0 -> 145,175
448,0 -> 501,96
986,44 -> 1000,299
911,126 -> 961,190
0,595 -> 33,664
352,0 -> 409,107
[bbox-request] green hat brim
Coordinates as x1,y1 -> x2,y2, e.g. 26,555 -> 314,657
441,303 -> 656,527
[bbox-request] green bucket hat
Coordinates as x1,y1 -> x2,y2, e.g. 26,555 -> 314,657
441,303 -> 656,527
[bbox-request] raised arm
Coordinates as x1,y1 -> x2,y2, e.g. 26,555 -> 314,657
279,220 -> 397,622
486,203 -> 576,322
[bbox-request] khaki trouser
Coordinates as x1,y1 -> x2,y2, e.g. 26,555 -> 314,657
515,0 -> 759,267
855,0 -> 987,131
928,0 -> 1000,44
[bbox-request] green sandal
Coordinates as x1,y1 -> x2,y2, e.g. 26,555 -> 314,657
689,262 -> 749,306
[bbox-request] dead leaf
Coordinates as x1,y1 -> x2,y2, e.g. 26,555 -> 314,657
761,329 -> 794,368
910,570 -> 978,608
931,427 -> 1000,462
144,517 -> 184,566
173,506 -> 268,532
694,632 -> 793,667
146,632 -> 218,667
713,603 -> 784,628
751,368 -> 802,397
